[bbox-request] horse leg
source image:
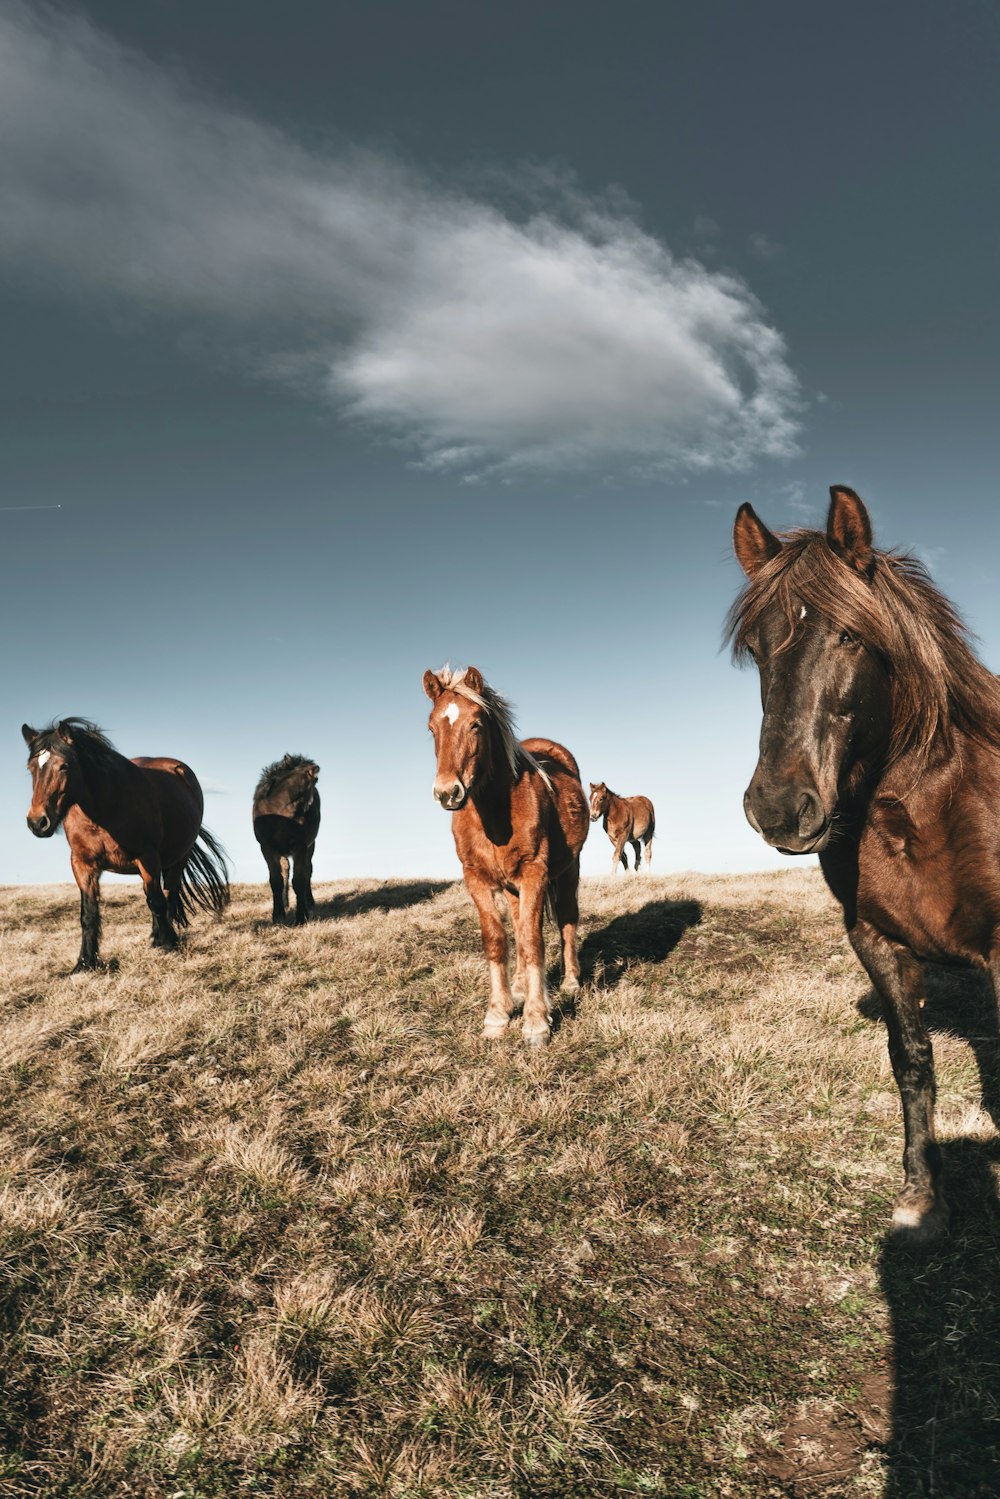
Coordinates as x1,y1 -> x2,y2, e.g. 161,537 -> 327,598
291,843 -> 315,926
504,890 -> 526,1001
631,839 -> 642,872
465,871 -> 514,1037
263,848 -> 287,924
70,854 -> 102,973
137,857 -> 178,951
645,834 -> 653,869
851,919 -> 947,1239
516,869 -> 550,1047
554,864 -> 581,995
612,837 -> 628,875
162,861 -> 187,928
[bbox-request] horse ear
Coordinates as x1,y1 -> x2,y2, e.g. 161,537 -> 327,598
827,486 -> 874,573
733,503 -> 782,577
423,670 -> 443,701
464,666 -> 484,696
307,764 -> 319,780
56,721 -> 74,745
21,724 -> 36,746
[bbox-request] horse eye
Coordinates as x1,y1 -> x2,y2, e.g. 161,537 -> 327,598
838,629 -> 854,646
746,645 -> 758,663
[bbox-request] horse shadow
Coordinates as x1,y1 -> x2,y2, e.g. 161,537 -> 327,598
860,967 -> 1000,1494
311,880 -> 452,922
572,899 -> 702,992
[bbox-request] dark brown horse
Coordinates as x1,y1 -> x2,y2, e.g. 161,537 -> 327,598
423,666 -> 589,1046
252,755 -> 320,925
589,782 -> 655,873
730,485 -> 1000,1240
22,719 -> 229,972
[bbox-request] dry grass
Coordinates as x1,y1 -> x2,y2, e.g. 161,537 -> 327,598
1,870 -> 999,1496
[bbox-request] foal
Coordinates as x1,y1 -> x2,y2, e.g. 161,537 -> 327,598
23,719 -> 229,971
589,783 -> 655,873
424,666 -> 589,1046
252,755 -> 321,925
730,485 -> 1000,1240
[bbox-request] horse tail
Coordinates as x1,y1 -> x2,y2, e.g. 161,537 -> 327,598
176,826 -> 231,922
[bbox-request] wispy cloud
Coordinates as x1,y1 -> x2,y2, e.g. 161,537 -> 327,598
0,2 -> 802,477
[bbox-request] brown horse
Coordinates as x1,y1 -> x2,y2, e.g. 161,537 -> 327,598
252,754 -> 320,925
423,666 -> 589,1046
589,782 -> 655,873
730,485 -> 1000,1240
22,719 -> 229,972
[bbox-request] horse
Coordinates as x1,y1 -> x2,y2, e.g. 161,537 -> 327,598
729,484 -> 1000,1241
252,754 -> 320,925
22,719 -> 229,972
423,665 -> 589,1046
588,782 -> 655,873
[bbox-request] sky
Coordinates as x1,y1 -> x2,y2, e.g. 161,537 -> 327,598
2,0 -> 1000,888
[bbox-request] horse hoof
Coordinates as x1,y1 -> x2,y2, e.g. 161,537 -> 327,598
561,975 -> 581,995
890,1194 -> 949,1244
482,1020 -> 509,1039
522,1024 -> 551,1049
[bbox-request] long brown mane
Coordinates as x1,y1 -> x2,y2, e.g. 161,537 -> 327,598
726,529 -> 1000,769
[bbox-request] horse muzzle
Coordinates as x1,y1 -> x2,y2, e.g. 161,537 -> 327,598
743,780 -> 831,855
27,812 -> 57,838
433,779 -> 467,811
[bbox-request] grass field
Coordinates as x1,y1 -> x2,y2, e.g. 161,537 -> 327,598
2,869 -> 1000,1497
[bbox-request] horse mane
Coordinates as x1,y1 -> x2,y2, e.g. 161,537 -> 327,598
435,666 -> 553,789
726,530 -> 1000,769
32,718 -> 123,773
253,754 -> 318,802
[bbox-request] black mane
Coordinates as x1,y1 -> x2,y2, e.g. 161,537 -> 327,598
253,753 -> 318,802
31,718 -> 123,772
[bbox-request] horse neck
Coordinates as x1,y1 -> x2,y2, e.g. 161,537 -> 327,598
72,745 -> 142,823
469,737 -> 517,845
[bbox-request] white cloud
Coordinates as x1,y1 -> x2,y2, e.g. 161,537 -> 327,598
0,2 -> 801,477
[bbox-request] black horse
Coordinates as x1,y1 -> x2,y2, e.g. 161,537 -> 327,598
252,755 -> 321,925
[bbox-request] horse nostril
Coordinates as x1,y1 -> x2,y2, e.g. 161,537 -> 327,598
797,790 -> 824,839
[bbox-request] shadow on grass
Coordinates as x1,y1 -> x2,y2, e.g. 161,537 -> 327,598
860,966 -> 1000,1495
576,899 -> 702,990
312,880 -> 452,922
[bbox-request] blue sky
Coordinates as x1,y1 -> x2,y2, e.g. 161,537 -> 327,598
3,0 -> 1000,887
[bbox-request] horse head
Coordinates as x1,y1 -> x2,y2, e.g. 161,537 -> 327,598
731,486 -> 893,854
588,782 -> 609,822
22,721 -> 80,838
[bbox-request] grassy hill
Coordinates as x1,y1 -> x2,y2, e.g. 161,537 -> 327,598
2,870 -> 999,1497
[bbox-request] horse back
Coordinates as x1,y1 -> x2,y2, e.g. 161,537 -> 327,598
131,756 -> 205,824
520,737 -> 588,863
521,737 -> 581,783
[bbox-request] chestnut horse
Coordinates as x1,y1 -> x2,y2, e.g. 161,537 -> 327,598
23,719 -> 229,972
589,782 -> 655,873
730,485 -> 1000,1241
423,666 -> 589,1046
252,754 -> 320,925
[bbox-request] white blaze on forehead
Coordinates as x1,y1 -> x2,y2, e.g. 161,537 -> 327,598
442,702 -> 460,725
799,605 -> 808,619
36,750 -> 51,768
